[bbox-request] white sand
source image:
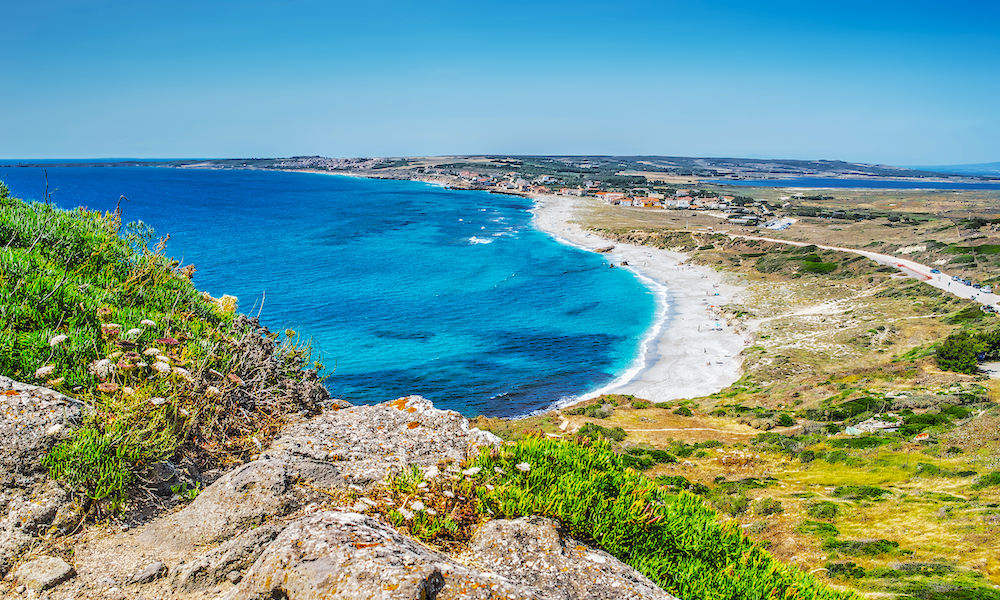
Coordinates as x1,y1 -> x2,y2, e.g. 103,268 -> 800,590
531,195 -> 749,405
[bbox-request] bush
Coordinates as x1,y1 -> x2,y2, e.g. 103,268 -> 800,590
798,520 -> 840,538
824,538 -> 899,556
798,450 -> 816,463
777,413 -> 796,427
576,423 -> 627,442
833,485 -> 891,501
801,261 -> 837,274
566,402 -> 615,419
826,562 -> 865,579
754,497 -> 784,516
473,437 -> 856,600
673,406 -> 693,417
806,501 -> 841,520
972,471 -> 1000,490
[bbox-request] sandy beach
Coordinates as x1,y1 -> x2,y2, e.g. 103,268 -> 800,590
531,194 -> 748,405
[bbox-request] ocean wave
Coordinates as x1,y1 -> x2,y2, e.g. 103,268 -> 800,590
468,236 -> 493,245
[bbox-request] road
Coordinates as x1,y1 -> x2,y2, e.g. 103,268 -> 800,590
723,232 -> 1000,310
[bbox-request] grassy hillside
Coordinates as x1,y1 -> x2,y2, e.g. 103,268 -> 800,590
0,184 -> 324,507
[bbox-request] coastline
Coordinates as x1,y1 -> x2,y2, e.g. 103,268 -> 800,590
290,166 -> 751,408
530,194 -> 748,406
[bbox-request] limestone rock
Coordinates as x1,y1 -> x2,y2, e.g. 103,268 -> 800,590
128,560 -> 166,584
226,511 -> 534,600
227,511 -> 677,600
465,516 -> 678,600
0,377 -> 80,576
172,522 -> 284,590
138,395 -> 499,550
14,555 -> 75,591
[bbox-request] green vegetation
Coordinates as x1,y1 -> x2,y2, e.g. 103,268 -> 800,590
936,329 -> 1000,373
577,422 -> 627,442
806,500 -> 841,520
472,437 -> 854,600
0,192 -> 320,506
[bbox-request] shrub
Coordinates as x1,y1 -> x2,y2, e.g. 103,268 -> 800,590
824,538 -> 899,556
673,406 -> 693,417
833,485 -> 891,501
806,501 -> 841,520
798,450 -> 816,463
798,520 -> 840,538
577,423 -> 627,442
826,562 -> 865,579
473,437 -> 855,600
972,471 -> 1000,490
754,497 -> 784,516
801,261 -> 837,274
777,413 -> 796,427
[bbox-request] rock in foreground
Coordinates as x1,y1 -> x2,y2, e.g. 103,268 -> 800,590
1,395 -> 676,599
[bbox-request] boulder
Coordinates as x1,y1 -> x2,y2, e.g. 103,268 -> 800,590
138,395 -> 500,551
228,511 -> 678,600
14,555 -> 75,591
0,377 -> 80,576
465,516 -> 678,599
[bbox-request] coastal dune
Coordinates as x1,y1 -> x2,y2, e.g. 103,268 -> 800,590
532,194 -> 748,405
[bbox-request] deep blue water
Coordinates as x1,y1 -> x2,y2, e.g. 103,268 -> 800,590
1,166 -> 655,416
707,177 -> 1000,190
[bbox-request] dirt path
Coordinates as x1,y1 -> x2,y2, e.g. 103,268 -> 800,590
726,233 -> 1000,309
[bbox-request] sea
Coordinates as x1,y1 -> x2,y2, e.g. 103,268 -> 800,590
707,177 -> 1000,190
0,166 -> 656,417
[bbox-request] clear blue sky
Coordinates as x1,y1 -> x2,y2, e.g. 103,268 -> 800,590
3,0 -> 998,165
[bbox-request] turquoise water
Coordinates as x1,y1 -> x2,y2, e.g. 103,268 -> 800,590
707,177 -> 1000,190
1,167 -> 656,416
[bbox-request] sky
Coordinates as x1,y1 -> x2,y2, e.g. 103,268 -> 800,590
2,0 -> 998,165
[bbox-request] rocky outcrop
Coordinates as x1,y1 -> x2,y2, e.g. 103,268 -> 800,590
0,394 -> 675,600
0,377 -> 81,577
136,395 -> 499,551
228,512 -> 678,600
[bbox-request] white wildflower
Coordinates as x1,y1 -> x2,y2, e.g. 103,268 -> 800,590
125,328 -> 143,338
142,347 -> 161,356
34,365 -> 56,378
442,490 -> 455,498
423,466 -> 440,479
136,362 -> 148,368
151,362 -> 171,374
462,467 -> 481,477
206,386 -> 221,396
149,397 -> 166,406
155,355 -> 170,364
410,501 -> 425,512
425,508 -> 437,516
485,484 -> 495,491
494,467 -> 504,474
398,508 -> 414,520
48,334 -> 68,347
172,366 -> 193,381
516,462 -> 531,473
140,319 -> 156,327
417,482 -> 428,489
121,387 -> 134,396
179,408 -> 190,417
89,359 -> 114,377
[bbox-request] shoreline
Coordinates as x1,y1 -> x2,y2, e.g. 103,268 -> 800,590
530,194 -> 749,407
224,167 -> 752,409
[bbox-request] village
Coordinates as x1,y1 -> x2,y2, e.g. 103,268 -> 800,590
446,167 -> 795,230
